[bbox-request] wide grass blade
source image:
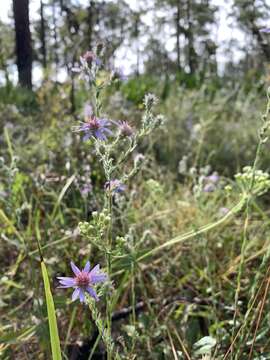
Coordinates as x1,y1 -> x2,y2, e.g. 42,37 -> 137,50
41,261 -> 62,360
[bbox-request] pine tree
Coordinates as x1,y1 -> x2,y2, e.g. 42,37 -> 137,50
13,0 -> 32,88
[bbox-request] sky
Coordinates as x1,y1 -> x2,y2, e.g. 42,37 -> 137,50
0,0 -> 247,82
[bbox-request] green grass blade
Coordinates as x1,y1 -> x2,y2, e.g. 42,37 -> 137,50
41,261 -> 62,360
51,174 -> 76,219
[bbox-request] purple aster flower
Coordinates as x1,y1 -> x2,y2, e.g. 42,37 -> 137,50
105,179 -> 126,193
73,103 -> 114,141
203,183 -> 216,193
82,51 -> 102,66
79,116 -> 113,141
203,171 -> 220,192
118,121 -> 134,137
57,261 -> 107,303
206,172 -> 220,184
78,103 -> 113,140
80,184 -> 92,198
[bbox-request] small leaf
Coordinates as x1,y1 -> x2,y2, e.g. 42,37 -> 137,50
193,336 -> 216,355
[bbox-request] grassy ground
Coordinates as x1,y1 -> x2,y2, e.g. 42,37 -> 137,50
1,79 -> 270,359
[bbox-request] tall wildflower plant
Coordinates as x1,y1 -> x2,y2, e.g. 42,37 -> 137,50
61,44 -> 164,358
223,89 -> 270,359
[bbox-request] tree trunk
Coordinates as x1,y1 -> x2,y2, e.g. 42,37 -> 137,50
186,0 -> 197,74
250,23 -> 270,61
249,0 -> 270,61
13,0 -> 32,89
87,0 -> 95,49
40,0 -> 47,70
52,0 -> 59,67
135,15 -> 140,76
176,0 -> 181,70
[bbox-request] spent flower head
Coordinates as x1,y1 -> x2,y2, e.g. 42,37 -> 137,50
72,48 -> 102,83
58,261 -> 107,303
144,93 -> 158,110
134,153 -> 145,167
118,121 -> 134,137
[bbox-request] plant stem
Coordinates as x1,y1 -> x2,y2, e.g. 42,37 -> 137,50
138,197 -> 246,262
130,259 -> 136,353
106,191 -> 113,360
231,95 -> 270,358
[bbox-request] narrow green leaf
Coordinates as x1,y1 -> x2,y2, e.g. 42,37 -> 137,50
41,261 -> 62,360
51,174 -> 76,219
0,326 -> 36,344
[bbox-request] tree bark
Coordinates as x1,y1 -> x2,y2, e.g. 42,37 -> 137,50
52,0 -> 59,67
87,0 -> 95,49
176,0 -> 181,70
13,0 -> 32,89
186,0 -> 197,74
250,23 -> 270,61
135,14 -> 140,76
40,0 -> 47,69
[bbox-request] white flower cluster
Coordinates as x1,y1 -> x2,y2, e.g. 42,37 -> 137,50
235,166 -> 270,196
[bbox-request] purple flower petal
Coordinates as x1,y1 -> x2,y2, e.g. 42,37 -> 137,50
90,264 -> 100,274
80,123 -> 90,131
57,277 -> 76,287
91,273 -> 108,284
90,265 -> 108,284
87,286 -> 99,301
99,118 -> 110,126
83,134 -> 91,141
79,289 -> 85,303
72,288 -> 80,301
84,261 -> 91,273
95,129 -> 107,141
70,262 -> 80,276
95,58 -> 102,66
260,27 -> 270,33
